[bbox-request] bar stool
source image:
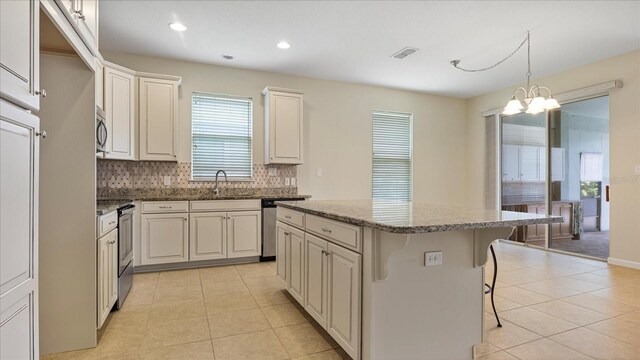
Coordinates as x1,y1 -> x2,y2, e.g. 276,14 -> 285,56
484,244 -> 502,327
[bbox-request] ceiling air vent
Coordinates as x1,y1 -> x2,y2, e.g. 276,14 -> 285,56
391,47 -> 418,59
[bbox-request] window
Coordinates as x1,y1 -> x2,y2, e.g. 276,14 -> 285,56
191,93 -> 253,180
372,111 -> 413,201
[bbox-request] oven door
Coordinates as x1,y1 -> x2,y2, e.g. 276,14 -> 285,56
118,207 -> 134,275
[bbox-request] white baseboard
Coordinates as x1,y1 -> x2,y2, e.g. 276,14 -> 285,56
608,257 -> 640,270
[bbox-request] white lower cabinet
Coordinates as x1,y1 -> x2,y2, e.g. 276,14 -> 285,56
281,217 -> 361,360
327,243 -> 361,359
141,213 -> 189,265
304,233 -> 328,328
227,211 -> 261,258
287,227 -> 305,305
0,293 -> 36,360
97,228 -> 117,328
189,212 -> 227,261
276,222 -> 288,282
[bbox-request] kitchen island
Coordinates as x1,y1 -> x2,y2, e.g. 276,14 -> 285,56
274,200 -> 562,360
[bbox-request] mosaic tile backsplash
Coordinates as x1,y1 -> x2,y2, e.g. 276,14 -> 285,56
97,160 -> 297,190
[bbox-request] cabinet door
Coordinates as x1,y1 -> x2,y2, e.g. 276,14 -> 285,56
139,77 -> 178,161
266,91 -> 303,164
97,233 -> 110,328
276,221 -> 289,283
75,0 -> 98,50
227,211 -> 261,258
108,231 -> 118,308
190,212 -> 227,261
141,213 -> 189,265
288,227 -> 304,305
104,66 -> 135,160
0,0 -> 39,111
519,146 -> 540,181
327,243 -> 361,359
538,147 -> 547,182
1,293 -> 36,360
304,233 -> 328,328
0,100 -> 39,360
502,145 -> 519,181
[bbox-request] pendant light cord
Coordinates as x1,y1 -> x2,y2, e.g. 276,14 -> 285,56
450,31 -> 531,76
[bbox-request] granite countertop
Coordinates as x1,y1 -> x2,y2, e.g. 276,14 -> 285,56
97,199 -> 134,216
97,187 -> 310,202
275,200 -> 564,234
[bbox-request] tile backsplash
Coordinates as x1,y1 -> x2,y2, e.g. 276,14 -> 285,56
97,160 -> 297,190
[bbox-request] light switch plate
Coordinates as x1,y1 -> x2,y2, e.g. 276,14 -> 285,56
268,167 -> 278,176
316,168 -> 323,177
163,176 -> 171,186
635,165 -> 640,176
425,251 -> 443,266
284,178 -> 291,186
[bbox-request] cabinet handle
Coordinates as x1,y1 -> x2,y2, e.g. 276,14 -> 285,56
284,232 -> 290,236
321,228 -> 332,234
184,218 -> 188,221
159,206 -> 172,209
108,221 -> 116,225
285,215 -> 292,219
74,9 -> 85,20
35,89 -> 47,97
36,131 -> 47,138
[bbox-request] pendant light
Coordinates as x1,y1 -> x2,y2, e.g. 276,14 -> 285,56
451,31 -> 560,115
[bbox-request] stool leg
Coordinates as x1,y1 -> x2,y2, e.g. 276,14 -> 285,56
489,244 -> 502,327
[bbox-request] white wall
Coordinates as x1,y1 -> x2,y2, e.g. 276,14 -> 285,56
467,50 -> 640,267
103,51 -> 469,205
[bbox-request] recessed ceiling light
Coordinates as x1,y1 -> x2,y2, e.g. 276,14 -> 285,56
169,22 -> 187,32
277,41 -> 291,49
222,54 -> 234,60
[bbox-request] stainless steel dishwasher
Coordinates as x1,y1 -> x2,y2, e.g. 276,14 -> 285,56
261,198 -> 304,261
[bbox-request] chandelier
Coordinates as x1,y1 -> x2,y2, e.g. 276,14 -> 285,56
450,31 -> 560,115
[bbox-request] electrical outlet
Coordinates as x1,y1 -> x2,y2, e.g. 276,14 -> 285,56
316,168 -> 323,177
284,177 -> 291,186
163,176 -> 171,186
424,251 -> 443,267
268,167 -> 278,176
291,177 -> 296,186
635,165 -> 640,176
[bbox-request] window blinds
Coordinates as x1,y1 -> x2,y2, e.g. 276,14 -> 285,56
191,93 -> 253,179
372,111 -> 413,201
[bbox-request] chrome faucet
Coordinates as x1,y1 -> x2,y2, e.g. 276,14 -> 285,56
214,170 -> 227,195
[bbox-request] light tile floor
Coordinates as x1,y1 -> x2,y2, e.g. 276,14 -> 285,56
480,242 -> 640,360
42,242 -> 640,360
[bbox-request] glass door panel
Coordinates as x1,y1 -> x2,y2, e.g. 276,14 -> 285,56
548,96 -> 610,259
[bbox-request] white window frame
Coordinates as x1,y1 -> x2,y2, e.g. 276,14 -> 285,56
190,92 -> 254,181
372,110 -> 414,201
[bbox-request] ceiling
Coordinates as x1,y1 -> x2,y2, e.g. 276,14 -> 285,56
99,1 -> 640,98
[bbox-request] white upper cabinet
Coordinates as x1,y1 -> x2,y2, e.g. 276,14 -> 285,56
551,147 -> 565,182
54,0 -> 98,53
519,146 -> 540,181
0,0 -> 40,111
502,145 -> 520,182
138,76 -> 180,161
104,64 -> 136,160
263,87 -> 303,165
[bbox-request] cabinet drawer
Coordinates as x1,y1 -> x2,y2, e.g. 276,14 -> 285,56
305,215 -> 361,253
190,199 -> 260,212
97,211 -> 118,237
277,207 -> 305,229
141,201 -> 189,213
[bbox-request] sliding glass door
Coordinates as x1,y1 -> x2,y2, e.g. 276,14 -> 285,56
498,96 -> 610,260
